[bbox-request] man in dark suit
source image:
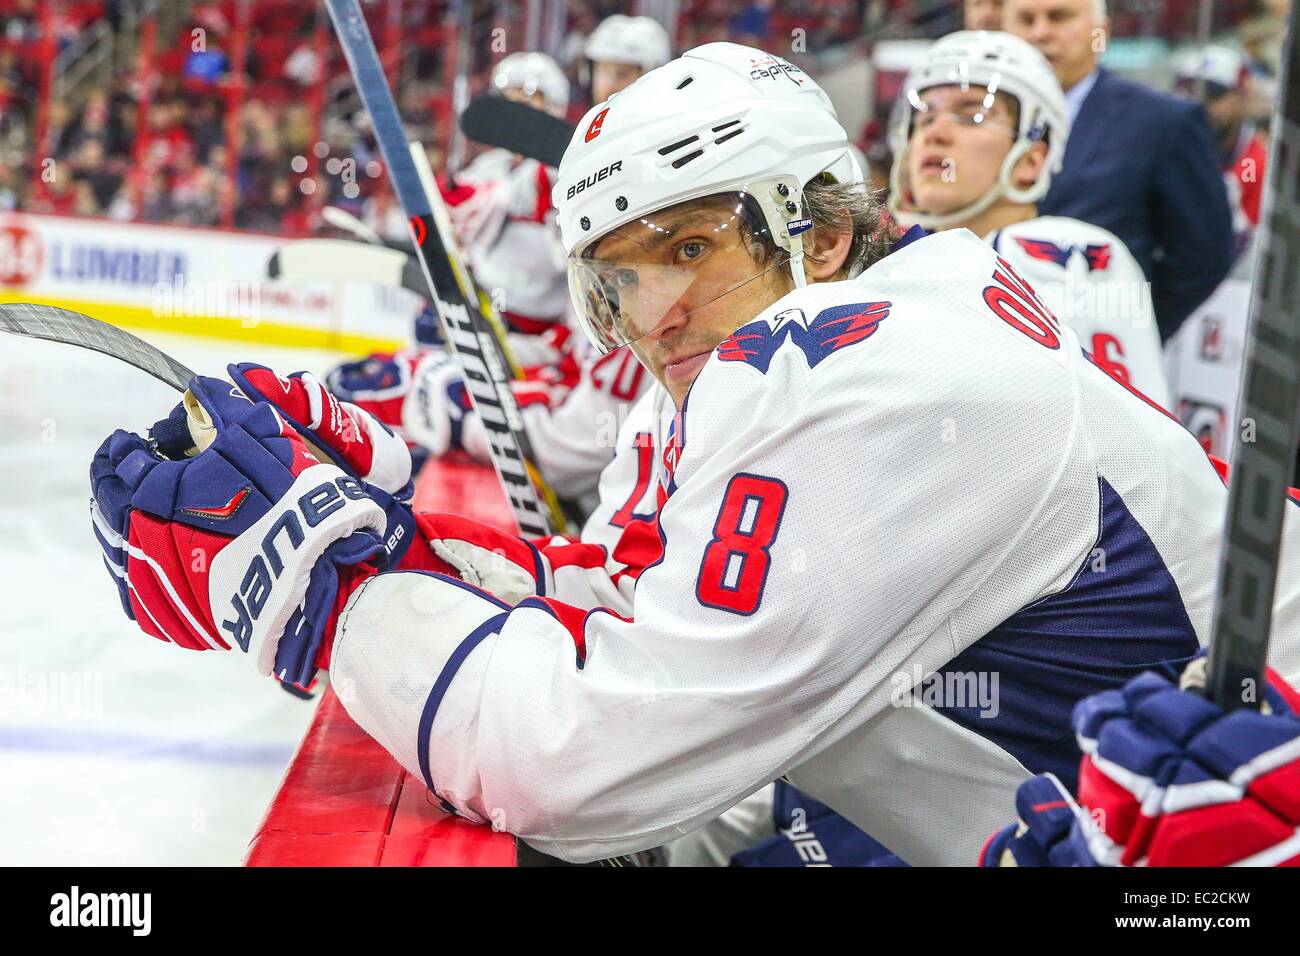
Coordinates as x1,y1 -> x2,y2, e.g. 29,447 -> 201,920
1005,0 -> 1232,341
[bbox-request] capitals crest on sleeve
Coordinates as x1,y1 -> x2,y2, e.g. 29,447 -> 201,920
716,301 -> 892,374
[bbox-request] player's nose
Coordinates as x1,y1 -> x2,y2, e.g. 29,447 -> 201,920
646,301 -> 691,351
920,115 -> 954,145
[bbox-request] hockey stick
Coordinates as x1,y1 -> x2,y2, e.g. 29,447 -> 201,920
408,141 -> 525,380
0,302 -> 195,390
267,238 -> 428,297
1204,4 -> 1300,711
460,95 -> 575,168
323,0 -> 566,538
321,204 -> 385,245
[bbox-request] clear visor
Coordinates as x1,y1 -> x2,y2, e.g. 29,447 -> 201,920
900,83 -> 1020,142
568,193 -> 792,354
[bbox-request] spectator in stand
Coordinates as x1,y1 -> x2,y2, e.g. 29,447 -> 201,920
4,0 -> 41,44
189,97 -> 225,164
70,140 -> 123,210
67,90 -> 113,155
1005,0 -> 1232,341
965,0 -> 1004,30
729,0 -> 773,46
0,163 -> 23,212
284,19 -> 323,87
138,169 -> 176,222
238,176 -> 297,233
45,100 -> 74,157
1175,45 -> 1269,263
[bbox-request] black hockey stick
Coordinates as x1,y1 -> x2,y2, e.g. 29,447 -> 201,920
1204,4 -> 1300,710
0,302 -> 194,390
324,0 -> 565,538
460,96 -> 575,169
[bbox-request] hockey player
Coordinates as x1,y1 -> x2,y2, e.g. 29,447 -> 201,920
1174,45 -> 1268,262
889,30 -> 1170,406
330,51 -> 573,387
1161,47 -> 1268,464
91,42 -> 1300,865
585,14 -> 673,104
329,36 -> 668,504
328,48 -> 625,501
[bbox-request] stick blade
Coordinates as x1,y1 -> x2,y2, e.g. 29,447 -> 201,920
459,96 -> 575,168
0,302 -> 195,391
269,239 -> 411,286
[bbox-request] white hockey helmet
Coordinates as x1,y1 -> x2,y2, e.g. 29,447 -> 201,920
1175,44 -> 1249,93
491,51 -> 570,113
585,14 -> 673,72
888,30 -> 1069,230
554,42 -> 860,354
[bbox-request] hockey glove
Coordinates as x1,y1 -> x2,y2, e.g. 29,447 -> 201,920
980,656 -> 1300,866
90,375 -> 387,690
231,362 -> 416,565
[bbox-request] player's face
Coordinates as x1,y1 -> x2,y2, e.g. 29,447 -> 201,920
905,85 -> 1018,216
592,60 -> 644,103
585,196 -> 794,406
964,0 -> 1004,30
1004,0 -> 1104,91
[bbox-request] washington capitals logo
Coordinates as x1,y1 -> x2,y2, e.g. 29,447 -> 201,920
716,301 -> 892,373
1014,237 -> 1113,272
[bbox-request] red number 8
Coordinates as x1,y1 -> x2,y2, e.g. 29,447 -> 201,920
696,474 -> 788,616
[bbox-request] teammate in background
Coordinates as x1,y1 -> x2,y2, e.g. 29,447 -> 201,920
443,51 -> 573,369
1004,0 -> 1233,342
92,43 -> 1300,866
333,29 -> 674,506
964,0 -> 1004,30
889,31 -> 1170,407
1163,48 -> 1270,462
327,51 -> 591,489
584,14 -> 673,104
1174,45 -> 1269,263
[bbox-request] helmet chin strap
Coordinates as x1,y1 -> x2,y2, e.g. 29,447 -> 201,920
789,249 -> 808,289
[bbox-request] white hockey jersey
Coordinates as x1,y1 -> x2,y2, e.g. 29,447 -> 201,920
330,228 -> 1300,866
460,343 -> 656,502
454,148 -> 571,356
987,216 -> 1171,408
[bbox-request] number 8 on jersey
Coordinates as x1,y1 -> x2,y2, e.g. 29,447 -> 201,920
695,473 -> 789,615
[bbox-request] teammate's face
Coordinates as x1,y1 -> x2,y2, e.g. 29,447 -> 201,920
905,86 -> 1019,216
592,60 -> 644,103
1004,0 -> 1104,91
964,0 -> 1004,30
589,196 -> 794,406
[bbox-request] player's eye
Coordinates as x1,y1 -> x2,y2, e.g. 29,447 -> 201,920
674,240 -> 708,264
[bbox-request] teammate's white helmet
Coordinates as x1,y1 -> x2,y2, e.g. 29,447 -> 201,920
888,31 -> 1069,230
554,42 -> 860,354
1175,44 -> 1249,92
585,14 -> 672,72
491,51 -> 570,112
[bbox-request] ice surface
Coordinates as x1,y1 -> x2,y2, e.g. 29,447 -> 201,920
0,331 -> 352,865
